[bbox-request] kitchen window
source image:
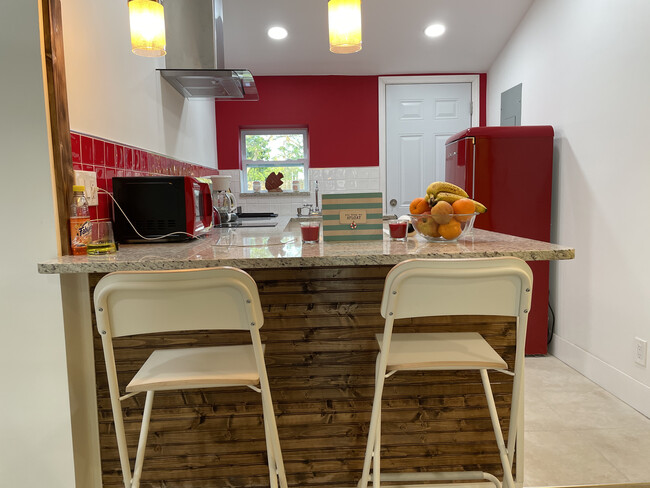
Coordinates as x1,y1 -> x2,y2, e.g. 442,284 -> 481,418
240,128 -> 309,192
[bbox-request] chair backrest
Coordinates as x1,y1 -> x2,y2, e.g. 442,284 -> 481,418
381,257 -> 533,321
94,267 -> 264,338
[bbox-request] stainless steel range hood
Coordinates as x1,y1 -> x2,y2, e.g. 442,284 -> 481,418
158,0 -> 258,100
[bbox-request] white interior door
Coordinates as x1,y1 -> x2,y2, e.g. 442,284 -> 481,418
385,83 -> 472,216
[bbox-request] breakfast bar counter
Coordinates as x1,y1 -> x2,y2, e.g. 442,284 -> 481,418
39,220 -> 574,488
39,217 -> 573,274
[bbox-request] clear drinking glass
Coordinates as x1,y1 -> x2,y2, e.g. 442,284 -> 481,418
87,220 -> 117,255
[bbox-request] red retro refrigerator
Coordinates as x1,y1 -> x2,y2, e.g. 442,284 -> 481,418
445,125 -> 554,354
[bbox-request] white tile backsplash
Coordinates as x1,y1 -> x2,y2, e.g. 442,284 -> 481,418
223,166 -> 382,216
322,179 -> 335,191
357,179 -> 369,190
276,203 -> 294,215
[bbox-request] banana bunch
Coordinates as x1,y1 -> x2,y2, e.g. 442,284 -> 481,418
425,181 -> 487,213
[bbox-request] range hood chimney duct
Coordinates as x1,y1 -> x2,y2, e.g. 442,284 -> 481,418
158,0 -> 258,100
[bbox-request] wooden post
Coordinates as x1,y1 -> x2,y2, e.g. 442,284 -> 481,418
40,0 -> 74,255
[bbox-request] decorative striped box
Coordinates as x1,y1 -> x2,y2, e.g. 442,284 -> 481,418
322,192 -> 383,241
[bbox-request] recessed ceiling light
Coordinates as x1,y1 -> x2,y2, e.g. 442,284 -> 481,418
424,24 -> 446,38
268,26 -> 288,40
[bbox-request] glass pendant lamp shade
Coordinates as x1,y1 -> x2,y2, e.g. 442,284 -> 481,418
328,0 -> 362,54
129,0 -> 166,57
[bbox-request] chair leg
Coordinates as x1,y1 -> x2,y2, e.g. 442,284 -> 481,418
373,354 -> 382,488
250,328 -> 288,488
359,352 -> 387,488
507,360 -> 524,480
260,382 -> 288,488
480,369 -> 516,488
262,411 -> 278,488
261,397 -> 279,488
106,378 -> 133,488
131,390 -> 155,488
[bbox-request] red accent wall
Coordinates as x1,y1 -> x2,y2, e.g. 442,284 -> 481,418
215,74 -> 487,171
215,76 -> 379,170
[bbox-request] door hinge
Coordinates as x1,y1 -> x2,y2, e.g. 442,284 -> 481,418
470,101 -> 474,116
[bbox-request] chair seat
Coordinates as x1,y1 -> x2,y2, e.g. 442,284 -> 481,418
377,332 -> 507,372
126,344 -> 261,393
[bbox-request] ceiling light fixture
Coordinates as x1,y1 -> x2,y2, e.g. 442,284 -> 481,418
328,0 -> 362,54
128,0 -> 166,57
424,23 -> 446,38
268,26 -> 288,40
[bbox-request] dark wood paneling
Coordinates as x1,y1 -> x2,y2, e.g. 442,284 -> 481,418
90,266 -> 516,488
40,0 -> 74,255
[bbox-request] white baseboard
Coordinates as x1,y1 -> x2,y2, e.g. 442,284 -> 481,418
550,334 -> 650,418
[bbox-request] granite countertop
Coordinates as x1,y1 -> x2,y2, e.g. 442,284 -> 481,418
38,217 -> 575,274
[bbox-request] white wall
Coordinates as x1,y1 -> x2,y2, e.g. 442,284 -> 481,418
60,0 -> 217,167
0,3 -> 76,487
488,0 -> 650,416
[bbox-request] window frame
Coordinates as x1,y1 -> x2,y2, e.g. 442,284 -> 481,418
240,128 -> 310,193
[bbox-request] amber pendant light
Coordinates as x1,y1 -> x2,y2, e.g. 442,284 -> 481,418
328,0 -> 362,54
129,0 -> 166,57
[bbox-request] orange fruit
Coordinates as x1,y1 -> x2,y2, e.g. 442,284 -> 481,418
409,197 -> 423,213
409,197 -> 431,214
438,218 -> 462,240
430,201 -> 453,224
452,198 -> 476,222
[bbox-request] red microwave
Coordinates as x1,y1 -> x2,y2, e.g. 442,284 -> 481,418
112,176 -> 212,243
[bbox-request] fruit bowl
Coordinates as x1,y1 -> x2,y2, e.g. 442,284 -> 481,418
409,212 -> 478,242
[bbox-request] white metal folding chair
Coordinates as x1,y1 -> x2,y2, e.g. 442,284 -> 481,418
358,257 -> 533,488
94,267 -> 288,488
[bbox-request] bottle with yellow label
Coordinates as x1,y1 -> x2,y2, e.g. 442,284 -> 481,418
70,185 -> 91,255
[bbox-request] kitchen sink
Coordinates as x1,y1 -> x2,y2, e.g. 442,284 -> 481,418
237,212 -> 278,219
216,221 -> 278,228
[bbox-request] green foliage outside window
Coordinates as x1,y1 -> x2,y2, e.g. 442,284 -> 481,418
245,135 -> 271,160
243,132 -> 307,191
245,134 -> 304,161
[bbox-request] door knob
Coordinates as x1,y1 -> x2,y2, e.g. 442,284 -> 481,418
389,199 -> 397,207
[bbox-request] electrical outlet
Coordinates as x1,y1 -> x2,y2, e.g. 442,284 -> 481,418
634,337 -> 647,366
74,170 -> 98,206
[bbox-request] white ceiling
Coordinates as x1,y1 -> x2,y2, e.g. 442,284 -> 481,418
222,0 -> 534,76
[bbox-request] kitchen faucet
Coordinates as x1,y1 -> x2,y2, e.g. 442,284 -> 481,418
296,181 -> 321,217
297,204 -> 312,217
312,180 -> 320,215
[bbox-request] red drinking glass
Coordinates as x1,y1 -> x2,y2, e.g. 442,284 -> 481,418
388,220 -> 408,241
301,221 -> 320,243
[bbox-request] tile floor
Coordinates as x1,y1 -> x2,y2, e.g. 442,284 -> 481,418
524,355 -> 650,486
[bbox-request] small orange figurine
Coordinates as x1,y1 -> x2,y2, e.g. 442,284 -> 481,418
265,172 -> 284,192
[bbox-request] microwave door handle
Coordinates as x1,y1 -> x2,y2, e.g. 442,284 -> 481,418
202,185 -> 213,227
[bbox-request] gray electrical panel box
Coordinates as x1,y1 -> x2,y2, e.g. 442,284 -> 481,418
501,83 -> 522,126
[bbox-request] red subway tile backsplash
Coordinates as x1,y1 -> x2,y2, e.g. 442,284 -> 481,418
92,139 -> 105,166
80,135 -> 93,165
115,144 -> 123,169
123,146 -> 132,169
104,142 -> 115,168
71,131 -> 217,220
71,133 -> 81,163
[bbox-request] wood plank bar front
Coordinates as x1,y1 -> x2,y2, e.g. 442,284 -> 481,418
89,266 -> 516,488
